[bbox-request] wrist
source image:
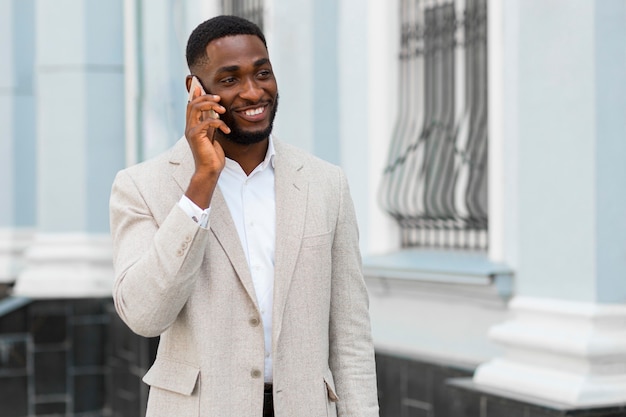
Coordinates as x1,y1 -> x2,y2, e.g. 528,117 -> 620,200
185,172 -> 218,209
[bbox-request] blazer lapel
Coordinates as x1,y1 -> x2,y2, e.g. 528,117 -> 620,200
209,189 -> 258,309
170,137 -> 258,309
272,141 -> 308,343
170,138 -> 195,193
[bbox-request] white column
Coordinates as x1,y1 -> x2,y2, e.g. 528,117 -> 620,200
13,0 -> 126,298
337,0 -> 400,255
475,0 -> 626,407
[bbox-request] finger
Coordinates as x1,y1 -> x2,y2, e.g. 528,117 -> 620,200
187,116 -> 222,135
195,117 -> 230,135
189,98 -> 225,116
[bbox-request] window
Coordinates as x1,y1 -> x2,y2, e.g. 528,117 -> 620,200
379,0 -> 488,250
222,0 -> 264,30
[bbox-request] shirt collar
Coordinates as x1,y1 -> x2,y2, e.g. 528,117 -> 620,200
264,135 -> 276,170
224,135 -> 276,174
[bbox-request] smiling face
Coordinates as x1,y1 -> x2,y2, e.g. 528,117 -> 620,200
195,34 -> 278,145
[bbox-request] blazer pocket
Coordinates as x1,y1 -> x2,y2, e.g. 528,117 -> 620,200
143,357 -> 200,417
301,230 -> 332,248
143,357 -> 200,395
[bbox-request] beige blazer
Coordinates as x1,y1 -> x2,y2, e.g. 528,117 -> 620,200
109,138 -> 379,417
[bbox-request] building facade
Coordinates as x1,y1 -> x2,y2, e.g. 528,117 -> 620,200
1,0 -> 626,416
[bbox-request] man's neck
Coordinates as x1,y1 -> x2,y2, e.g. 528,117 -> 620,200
217,136 -> 269,176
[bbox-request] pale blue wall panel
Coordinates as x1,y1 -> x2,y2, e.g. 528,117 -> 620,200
13,0 -> 36,228
1,0 -> 36,229
85,72 -> 125,233
516,0 -> 596,301
36,71 -> 87,232
0,93 -> 13,227
36,0 -> 86,67
13,94 -> 37,228
137,0 -> 187,160
0,0 -> 15,228
594,0 -> 626,303
85,0 -> 124,66
338,0 -> 369,249
312,0 -> 339,165
271,0 -> 314,153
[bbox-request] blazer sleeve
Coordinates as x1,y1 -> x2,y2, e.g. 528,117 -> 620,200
328,169 -> 380,417
109,169 -> 209,337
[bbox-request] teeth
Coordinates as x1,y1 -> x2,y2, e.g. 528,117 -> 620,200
244,107 -> 264,116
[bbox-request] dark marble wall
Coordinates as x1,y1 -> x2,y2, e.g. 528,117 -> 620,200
0,298 -> 110,417
1,298 -> 625,417
376,353 -> 626,417
106,303 -> 158,417
375,352 -> 477,417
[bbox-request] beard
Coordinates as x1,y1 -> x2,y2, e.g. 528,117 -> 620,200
221,94 -> 279,145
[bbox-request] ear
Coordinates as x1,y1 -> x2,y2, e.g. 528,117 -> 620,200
185,75 -> 193,92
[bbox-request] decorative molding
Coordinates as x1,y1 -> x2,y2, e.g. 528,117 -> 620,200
13,233 -> 113,298
474,296 -> 626,407
363,249 -> 512,366
0,228 -> 35,284
363,248 -> 514,304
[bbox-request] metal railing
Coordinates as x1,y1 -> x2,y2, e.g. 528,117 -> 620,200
222,0 -> 265,30
379,0 -> 488,250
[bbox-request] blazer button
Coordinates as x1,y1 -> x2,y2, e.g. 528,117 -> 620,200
176,249 -> 184,257
184,235 -> 192,242
251,368 -> 262,378
249,317 -> 260,327
181,241 -> 188,249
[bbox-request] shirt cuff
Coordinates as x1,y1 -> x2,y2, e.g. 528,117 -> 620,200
178,195 -> 210,229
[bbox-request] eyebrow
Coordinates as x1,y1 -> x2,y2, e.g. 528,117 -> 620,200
215,58 -> 271,76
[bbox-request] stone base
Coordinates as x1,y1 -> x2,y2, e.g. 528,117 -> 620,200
0,228 -> 34,284
12,233 -> 113,298
474,296 -> 626,407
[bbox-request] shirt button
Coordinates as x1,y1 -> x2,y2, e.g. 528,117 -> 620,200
249,317 -> 260,327
251,368 -> 262,378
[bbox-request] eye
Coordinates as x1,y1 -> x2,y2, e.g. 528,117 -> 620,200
220,76 -> 237,85
257,69 -> 272,79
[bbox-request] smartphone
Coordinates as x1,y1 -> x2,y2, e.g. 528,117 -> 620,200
188,76 -> 219,120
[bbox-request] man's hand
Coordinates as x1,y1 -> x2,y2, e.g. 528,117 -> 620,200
184,86 -> 231,209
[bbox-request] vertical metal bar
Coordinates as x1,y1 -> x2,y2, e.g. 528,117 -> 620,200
379,0 -> 488,249
378,0 -> 414,219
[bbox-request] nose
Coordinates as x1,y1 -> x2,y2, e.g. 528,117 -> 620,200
239,77 -> 263,102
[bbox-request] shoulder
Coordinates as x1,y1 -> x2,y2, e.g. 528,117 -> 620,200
273,138 -> 343,180
116,137 -> 190,185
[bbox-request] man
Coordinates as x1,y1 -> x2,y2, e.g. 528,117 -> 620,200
109,15 -> 379,417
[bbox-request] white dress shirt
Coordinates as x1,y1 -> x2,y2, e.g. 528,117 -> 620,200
178,138 -> 276,383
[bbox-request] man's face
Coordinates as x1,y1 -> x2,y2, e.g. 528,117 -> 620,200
196,34 -> 278,145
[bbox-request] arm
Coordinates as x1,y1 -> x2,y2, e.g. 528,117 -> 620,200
328,170 -> 380,417
110,87 -> 229,336
110,170 -> 209,337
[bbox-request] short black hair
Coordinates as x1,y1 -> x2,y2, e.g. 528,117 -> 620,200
186,15 -> 267,71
